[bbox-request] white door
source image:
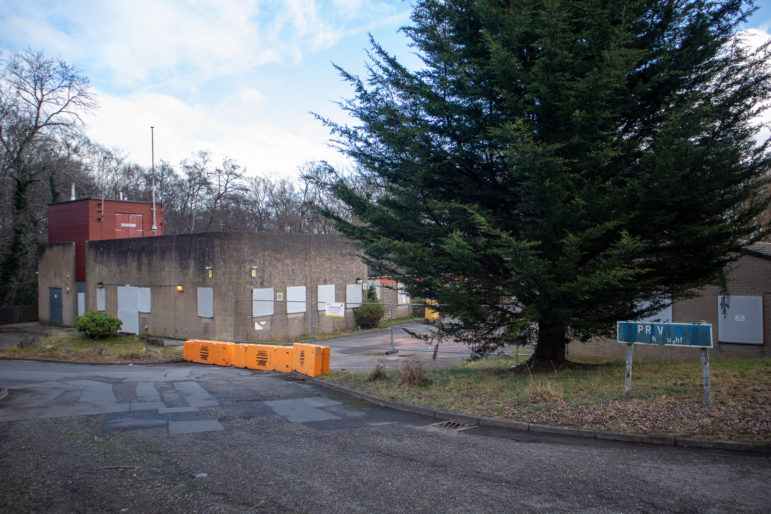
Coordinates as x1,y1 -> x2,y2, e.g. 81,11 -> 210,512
117,286 -> 139,334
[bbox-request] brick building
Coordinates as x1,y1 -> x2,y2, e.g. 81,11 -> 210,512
568,242 -> 771,360
38,232 -> 367,342
44,198 -> 164,322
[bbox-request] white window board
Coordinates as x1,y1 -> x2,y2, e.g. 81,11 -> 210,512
287,286 -> 306,314
96,288 -> 106,311
346,284 -> 363,309
198,287 -> 214,318
718,296 -> 763,344
253,288 -> 274,317
317,284 -> 335,311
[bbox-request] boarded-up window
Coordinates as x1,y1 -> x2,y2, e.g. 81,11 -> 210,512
138,287 -> 151,313
96,288 -> 106,311
317,284 -> 335,311
397,283 -> 410,305
117,286 -> 139,334
718,296 -> 763,344
287,286 -> 306,314
346,284 -> 363,309
198,287 -> 214,318
253,288 -> 274,317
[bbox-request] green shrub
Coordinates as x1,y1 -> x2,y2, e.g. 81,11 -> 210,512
76,312 -> 123,339
353,302 -> 386,329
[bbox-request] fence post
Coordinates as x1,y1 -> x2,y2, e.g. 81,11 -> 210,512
311,301 -> 316,342
233,298 -> 238,343
624,343 -> 633,400
385,303 -> 397,355
702,348 -> 711,407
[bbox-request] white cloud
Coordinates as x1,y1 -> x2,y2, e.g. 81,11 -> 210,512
84,89 -> 349,178
0,1 -> 410,179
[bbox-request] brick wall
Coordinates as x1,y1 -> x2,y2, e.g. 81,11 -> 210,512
569,253 -> 771,360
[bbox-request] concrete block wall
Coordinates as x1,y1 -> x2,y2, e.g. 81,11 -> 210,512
83,232 -> 366,342
569,253 -> 771,360
37,242 -> 77,325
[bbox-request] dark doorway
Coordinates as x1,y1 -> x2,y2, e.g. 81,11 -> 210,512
49,288 -> 63,324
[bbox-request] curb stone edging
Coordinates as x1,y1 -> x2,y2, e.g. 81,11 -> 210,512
301,374 -> 771,454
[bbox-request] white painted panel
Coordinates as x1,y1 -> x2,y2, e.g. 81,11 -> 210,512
718,296 -> 763,344
317,284 -> 335,311
346,284 -> 363,309
397,282 -> 410,305
286,286 -> 306,314
117,286 -> 139,334
96,288 -> 106,311
253,288 -> 274,317
198,287 -> 214,318
138,287 -> 151,313
77,293 -> 86,317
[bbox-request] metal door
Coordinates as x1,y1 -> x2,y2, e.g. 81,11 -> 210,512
49,288 -> 63,324
115,213 -> 144,238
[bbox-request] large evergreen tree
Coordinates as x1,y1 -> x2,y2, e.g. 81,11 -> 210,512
321,0 -> 770,365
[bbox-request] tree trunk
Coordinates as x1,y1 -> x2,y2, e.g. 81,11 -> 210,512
528,318 -> 567,366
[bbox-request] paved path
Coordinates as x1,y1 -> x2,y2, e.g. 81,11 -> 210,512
322,321 -> 489,371
0,360 -> 769,512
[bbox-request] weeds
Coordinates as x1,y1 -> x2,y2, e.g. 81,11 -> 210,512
367,363 -> 389,382
397,361 -> 431,387
525,379 -> 564,404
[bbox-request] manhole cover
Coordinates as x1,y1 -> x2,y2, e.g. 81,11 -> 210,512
430,420 -> 477,431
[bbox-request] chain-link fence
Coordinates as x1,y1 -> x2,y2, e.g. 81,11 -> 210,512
230,298 -> 478,360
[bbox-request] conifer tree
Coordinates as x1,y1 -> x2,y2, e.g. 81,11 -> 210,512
321,0 -> 770,365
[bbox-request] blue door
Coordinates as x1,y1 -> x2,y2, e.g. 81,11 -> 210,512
49,288 -> 63,324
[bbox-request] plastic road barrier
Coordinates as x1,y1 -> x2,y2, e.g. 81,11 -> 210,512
184,340 -> 329,377
273,345 -> 294,373
292,343 -> 330,378
183,339 -> 234,367
425,299 -> 440,321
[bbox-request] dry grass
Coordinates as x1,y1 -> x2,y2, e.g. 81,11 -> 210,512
322,357 -> 771,441
0,332 -> 182,363
397,361 -> 432,387
367,363 -> 389,382
525,379 -> 564,404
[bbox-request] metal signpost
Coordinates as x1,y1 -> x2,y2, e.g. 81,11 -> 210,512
616,322 -> 713,405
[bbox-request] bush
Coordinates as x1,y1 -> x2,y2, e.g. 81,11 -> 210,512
76,312 -> 123,339
353,302 -> 386,329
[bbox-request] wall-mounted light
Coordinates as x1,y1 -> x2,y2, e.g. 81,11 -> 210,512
205,265 -> 213,278
356,278 -> 363,284
97,282 -> 104,289
176,284 -> 184,292
251,265 -> 258,278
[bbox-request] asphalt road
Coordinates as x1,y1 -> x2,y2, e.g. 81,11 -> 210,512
0,360 -> 769,513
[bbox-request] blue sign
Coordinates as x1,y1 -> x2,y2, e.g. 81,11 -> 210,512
617,322 -> 713,348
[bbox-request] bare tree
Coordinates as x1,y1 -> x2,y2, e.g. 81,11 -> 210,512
0,49 -> 95,305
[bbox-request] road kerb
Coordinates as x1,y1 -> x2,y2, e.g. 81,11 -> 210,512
302,376 -> 771,453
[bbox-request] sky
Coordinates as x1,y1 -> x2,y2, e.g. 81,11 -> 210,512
0,0 -> 769,181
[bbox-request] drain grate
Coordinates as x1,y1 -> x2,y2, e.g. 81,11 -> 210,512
430,420 -> 477,431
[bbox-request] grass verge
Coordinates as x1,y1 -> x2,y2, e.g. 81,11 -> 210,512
0,332 -> 183,363
320,357 -> 771,441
